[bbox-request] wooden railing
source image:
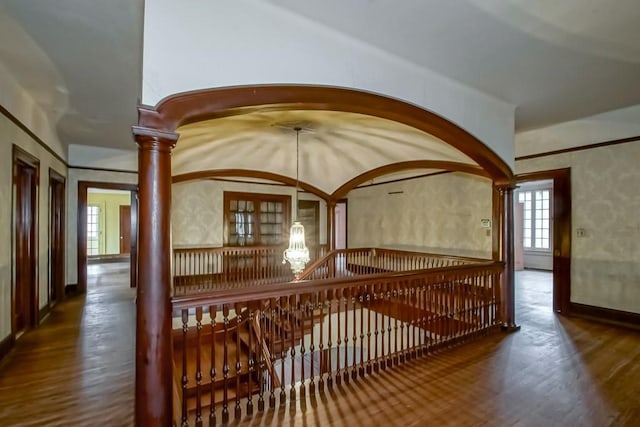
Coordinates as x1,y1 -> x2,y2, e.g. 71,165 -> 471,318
298,247 -> 483,281
173,246 -> 293,295
173,244 -> 328,295
171,259 -> 503,425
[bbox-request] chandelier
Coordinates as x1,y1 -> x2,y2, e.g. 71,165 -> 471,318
283,127 -> 310,278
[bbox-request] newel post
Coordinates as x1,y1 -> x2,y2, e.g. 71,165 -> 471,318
497,182 -> 520,332
133,126 -> 179,426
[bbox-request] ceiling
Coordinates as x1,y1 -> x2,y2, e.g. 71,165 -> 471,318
1,0 -> 640,165
173,110 -> 477,196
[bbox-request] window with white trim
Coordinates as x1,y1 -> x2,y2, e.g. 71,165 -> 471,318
518,189 -> 551,250
87,205 -> 100,255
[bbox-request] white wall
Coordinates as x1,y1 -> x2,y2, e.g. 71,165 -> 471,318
0,113 -> 67,343
515,142 -> 640,313
172,180 -> 327,248
142,0 -> 515,168
347,173 -> 493,259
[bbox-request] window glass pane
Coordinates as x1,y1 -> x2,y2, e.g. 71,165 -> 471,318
226,192 -> 290,246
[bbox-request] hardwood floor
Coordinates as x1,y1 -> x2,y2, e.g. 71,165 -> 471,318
0,262 -> 135,426
1,268 -> 639,426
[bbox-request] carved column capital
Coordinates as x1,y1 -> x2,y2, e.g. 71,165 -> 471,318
494,181 -> 517,194
132,126 -> 179,150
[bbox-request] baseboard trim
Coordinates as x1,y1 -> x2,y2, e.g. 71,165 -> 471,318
0,334 -> 15,362
38,304 -> 51,323
570,302 -> 640,330
65,284 -> 79,296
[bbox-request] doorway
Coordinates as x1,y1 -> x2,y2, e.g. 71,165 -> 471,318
298,200 -> 320,258
49,169 -> 65,306
515,168 -> 571,314
12,146 -> 39,337
78,182 -> 138,292
335,199 -> 347,250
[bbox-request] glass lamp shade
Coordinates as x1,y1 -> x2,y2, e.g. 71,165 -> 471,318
283,221 -> 310,278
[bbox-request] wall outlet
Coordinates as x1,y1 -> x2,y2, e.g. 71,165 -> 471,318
576,228 -> 586,237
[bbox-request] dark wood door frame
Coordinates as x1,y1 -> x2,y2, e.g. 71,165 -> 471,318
12,145 -> 40,336
78,181 -> 138,292
516,168 -> 571,314
49,169 -> 66,306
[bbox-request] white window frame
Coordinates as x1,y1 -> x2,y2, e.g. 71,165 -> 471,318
517,187 -> 552,253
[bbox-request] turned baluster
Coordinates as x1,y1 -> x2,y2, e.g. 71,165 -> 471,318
180,309 -> 189,427
419,284 -> 425,357
269,299 -> 277,409
352,292 -> 357,380
411,285 -> 416,359
279,297 -> 286,406
209,305 -> 217,427
366,287 -> 372,375
234,305 -> 242,421
247,308 -> 254,416
374,285 -> 380,373
222,305 -> 230,424
195,307 -> 203,426
327,292 -> 334,387
335,289 -> 342,386
359,291 -> 365,378
343,290 -> 350,384
386,288 -> 392,369
399,286 -> 405,364
318,292 -> 325,390
290,296 -> 297,401
309,295 -> 316,395
257,309 -> 265,412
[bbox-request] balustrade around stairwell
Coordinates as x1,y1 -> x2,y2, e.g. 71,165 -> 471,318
170,252 -> 503,426
173,245 -> 330,295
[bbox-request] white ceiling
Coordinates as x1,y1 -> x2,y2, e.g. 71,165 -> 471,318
1,0 -> 639,157
173,110 -> 476,196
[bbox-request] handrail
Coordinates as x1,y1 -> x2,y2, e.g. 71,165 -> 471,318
252,310 -> 280,390
296,247 -> 483,282
173,261 -> 500,309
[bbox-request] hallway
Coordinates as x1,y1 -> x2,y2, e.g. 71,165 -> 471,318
1,267 -> 639,426
0,262 -> 135,426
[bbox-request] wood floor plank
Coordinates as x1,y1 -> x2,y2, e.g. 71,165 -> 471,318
1,268 -> 639,426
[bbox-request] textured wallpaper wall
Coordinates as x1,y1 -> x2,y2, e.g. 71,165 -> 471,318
0,114 -> 67,341
516,142 -> 640,314
172,180 -> 326,247
347,172 -> 493,259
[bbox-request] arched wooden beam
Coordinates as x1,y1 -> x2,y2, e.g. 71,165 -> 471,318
330,160 -> 489,200
172,168 -> 331,200
138,85 -> 513,184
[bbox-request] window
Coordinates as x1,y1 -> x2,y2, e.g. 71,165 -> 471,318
87,205 -> 100,255
224,192 -> 290,246
518,189 -> 551,250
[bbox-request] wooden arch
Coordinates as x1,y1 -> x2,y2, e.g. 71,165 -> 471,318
138,85 -> 513,184
172,169 -> 331,200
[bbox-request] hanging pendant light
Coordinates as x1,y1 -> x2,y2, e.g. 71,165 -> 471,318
283,127 -> 310,278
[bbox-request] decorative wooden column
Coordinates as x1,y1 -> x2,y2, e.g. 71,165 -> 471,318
497,183 -> 520,331
327,200 -> 337,251
133,126 -> 179,426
